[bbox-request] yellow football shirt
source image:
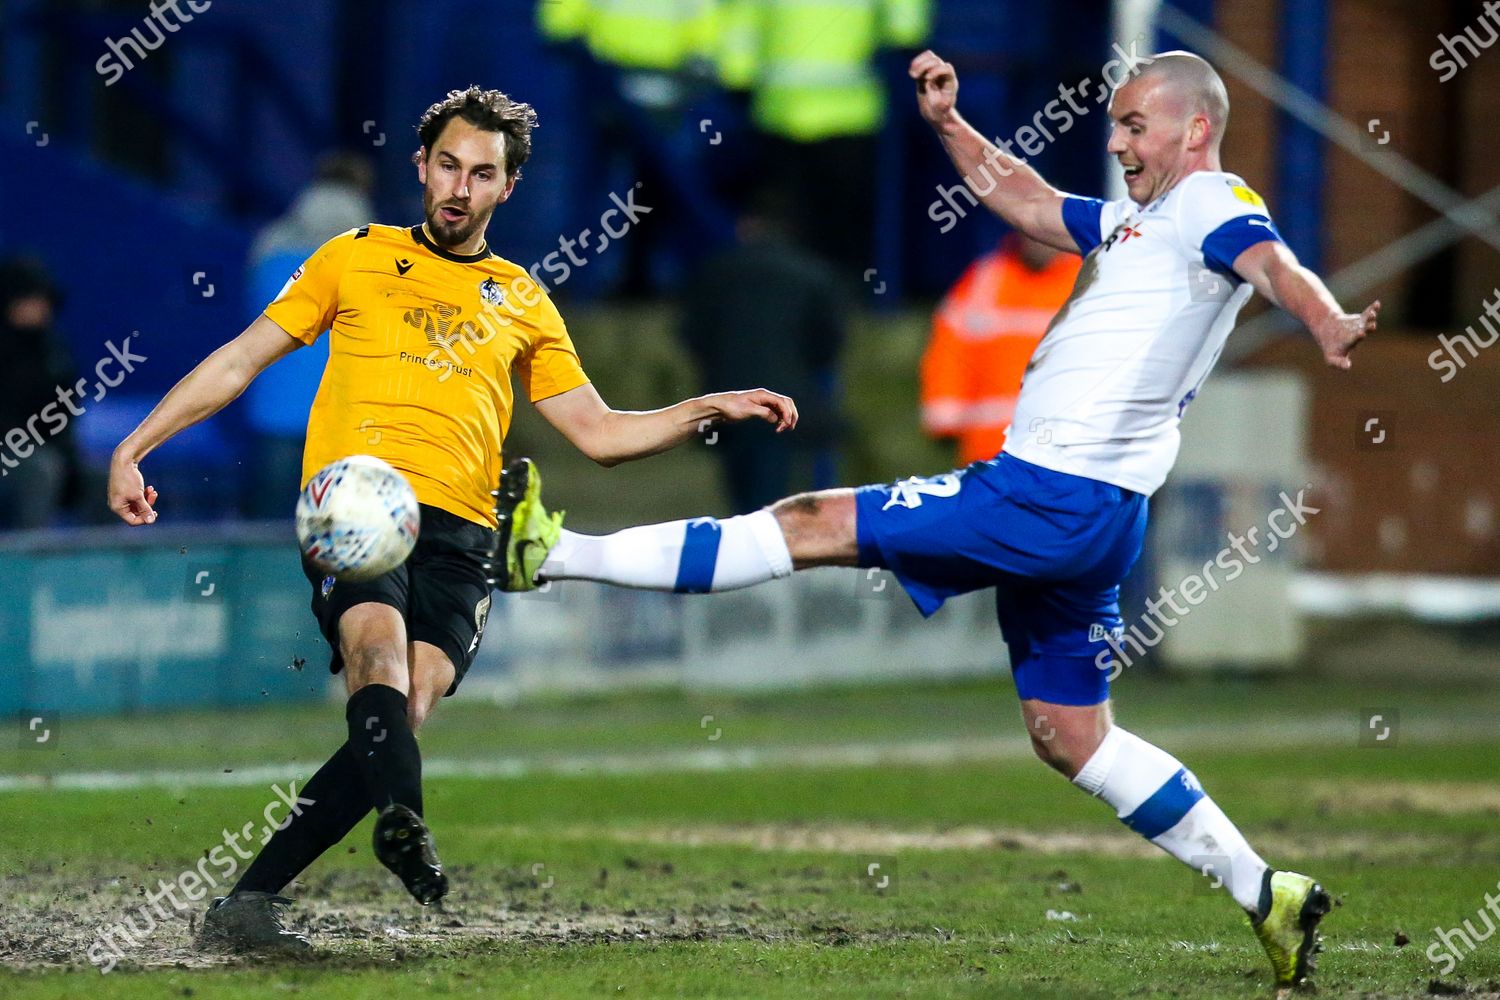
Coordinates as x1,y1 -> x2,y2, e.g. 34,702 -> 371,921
263,224 -> 590,527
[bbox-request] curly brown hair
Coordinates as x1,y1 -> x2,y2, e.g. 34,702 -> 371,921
415,86 -> 537,179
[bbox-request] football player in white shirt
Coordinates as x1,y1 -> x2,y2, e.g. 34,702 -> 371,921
494,48 -> 1378,994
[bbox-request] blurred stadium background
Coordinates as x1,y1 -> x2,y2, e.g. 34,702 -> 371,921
1,1 -> 1499,996
0,0 -> 1494,708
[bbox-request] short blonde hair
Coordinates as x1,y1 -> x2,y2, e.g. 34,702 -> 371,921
1132,51 -> 1230,144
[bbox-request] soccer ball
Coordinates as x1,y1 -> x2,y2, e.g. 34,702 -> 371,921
296,455 -> 420,582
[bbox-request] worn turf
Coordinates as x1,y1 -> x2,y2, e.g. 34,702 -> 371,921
2,673 -> 1499,998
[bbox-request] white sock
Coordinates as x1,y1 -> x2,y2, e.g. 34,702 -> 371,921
538,511 -> 793,592
1072,726 -> 1269,915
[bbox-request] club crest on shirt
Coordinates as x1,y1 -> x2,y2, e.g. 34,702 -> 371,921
479,277 -> 505,307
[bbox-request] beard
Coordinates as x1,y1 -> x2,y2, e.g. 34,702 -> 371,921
423,192 -> 488,248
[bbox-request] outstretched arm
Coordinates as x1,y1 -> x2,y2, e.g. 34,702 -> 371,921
1232,241 -> 1380,369
108,314 -> 302,524
910,50 -> 1076,253
534,383 -> 797,468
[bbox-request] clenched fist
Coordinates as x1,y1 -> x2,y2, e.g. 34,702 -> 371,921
910,50 -> 960,129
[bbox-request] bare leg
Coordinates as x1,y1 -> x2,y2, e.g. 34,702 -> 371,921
1019,698 -> 1113,778
768,489 -> 860,568
405,641 -> 456,731
341,602 -> 408,699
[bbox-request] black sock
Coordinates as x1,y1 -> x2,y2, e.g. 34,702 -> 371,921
232,742 -> 372,895
345,683 -> 424,816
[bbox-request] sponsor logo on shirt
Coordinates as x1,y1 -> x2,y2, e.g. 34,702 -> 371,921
1100,222 -> 1144,253
403,301 -> 485,348
1088,622 -> 1125,642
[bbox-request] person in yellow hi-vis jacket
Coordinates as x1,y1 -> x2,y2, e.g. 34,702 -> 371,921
537,0 -> 734,290
717,0 -> 930,273
538,0 -> 719,74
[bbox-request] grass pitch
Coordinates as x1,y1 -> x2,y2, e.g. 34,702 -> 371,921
2,671 -> 1499,998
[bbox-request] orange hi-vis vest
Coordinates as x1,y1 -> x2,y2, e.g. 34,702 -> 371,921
919,246 -> 1082,465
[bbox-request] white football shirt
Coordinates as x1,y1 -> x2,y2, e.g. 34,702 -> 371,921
1002,170 -> 1282,496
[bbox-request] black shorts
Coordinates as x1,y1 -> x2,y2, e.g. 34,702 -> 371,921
302,503 -> 496,696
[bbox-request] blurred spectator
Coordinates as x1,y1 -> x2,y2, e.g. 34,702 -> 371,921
719,0 -> 930,278
249,152 -> 375,263
920,234 -> 1081,465
539,0 -> 718,79
244,152 -> 375,518
680,191 -> 847,512
537,0 -> 733,293
0,258 -> 86,530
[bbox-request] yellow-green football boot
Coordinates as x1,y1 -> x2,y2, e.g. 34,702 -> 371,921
487,457 -> 563,592
1252,869 -> 1331,995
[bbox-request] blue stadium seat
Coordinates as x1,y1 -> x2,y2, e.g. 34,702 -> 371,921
75,394 -> 245,520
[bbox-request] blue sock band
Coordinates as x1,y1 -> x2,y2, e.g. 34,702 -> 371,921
1121,768 -> 1205,839
673,518 -> 722,593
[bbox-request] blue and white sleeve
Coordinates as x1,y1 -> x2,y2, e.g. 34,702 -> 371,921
1180,175 -> 1284,279
1060,195 -> 1109,255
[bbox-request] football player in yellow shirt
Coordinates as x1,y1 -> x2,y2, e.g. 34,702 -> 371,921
106,86 -> 796,953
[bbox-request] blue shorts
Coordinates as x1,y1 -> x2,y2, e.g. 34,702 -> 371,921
854,454 -> 1147,706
